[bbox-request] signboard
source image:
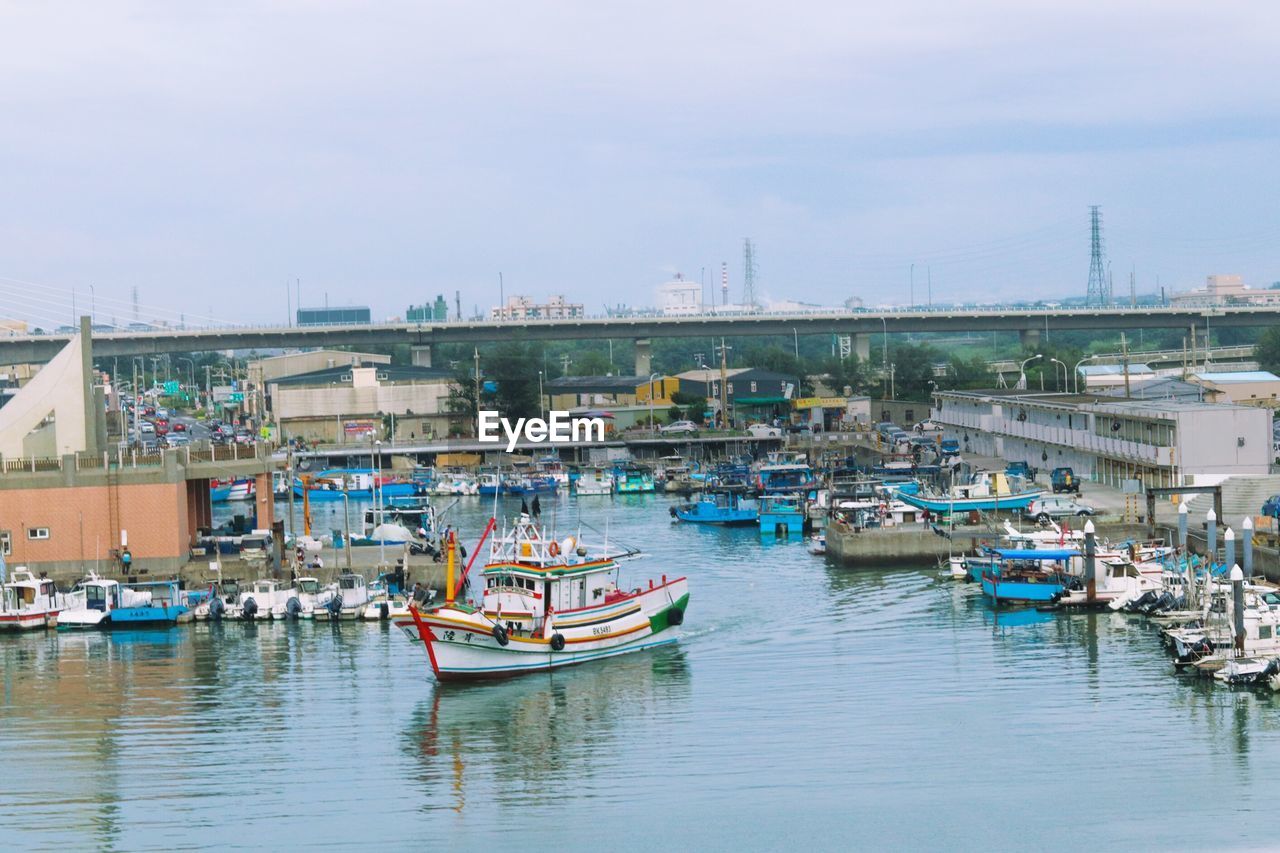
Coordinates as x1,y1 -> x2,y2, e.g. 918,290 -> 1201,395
792,396 -> 849,410
227,392 -> 244,403
344,420 -> 378,438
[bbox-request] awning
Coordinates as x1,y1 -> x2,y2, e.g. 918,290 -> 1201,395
993,548 -> 1079,560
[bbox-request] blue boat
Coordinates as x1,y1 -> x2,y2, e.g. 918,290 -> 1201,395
897,470 -> 1043,514
110,580 -> 192,627
755,458 -> 818,496
979,549 -> 1077,605
294,469 -> 421,501
613,463 -> 655,494
758,494 -> 806,536
672,487 -> 758,525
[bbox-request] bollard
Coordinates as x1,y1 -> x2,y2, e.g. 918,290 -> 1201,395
1206,509 -> 1217,567
1224,527 -> 1236,576
1230,564 -> 1245,655
1177,502 -> 1187,550
1084,520 -> 1096,602
1179,502 -> 1192,606
1243,516 -> 1254,577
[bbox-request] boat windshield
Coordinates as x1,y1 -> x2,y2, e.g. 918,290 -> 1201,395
300,580 -> 319,594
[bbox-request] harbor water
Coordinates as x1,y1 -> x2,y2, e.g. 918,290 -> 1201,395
3,494 -> 1279,850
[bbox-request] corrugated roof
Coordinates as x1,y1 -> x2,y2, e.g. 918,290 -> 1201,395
1079,363 -> 1154,376
1193,371 -> 1280,383
272,362 -> 453,386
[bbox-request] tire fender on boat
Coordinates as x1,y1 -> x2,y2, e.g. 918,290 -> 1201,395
492,624 -> 509,646
667,606 -> 684,626
550,632 -> 566,651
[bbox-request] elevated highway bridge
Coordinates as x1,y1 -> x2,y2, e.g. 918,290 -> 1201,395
3,305 -> 1273,375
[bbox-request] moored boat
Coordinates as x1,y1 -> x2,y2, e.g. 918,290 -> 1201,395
0,569 -> 66,630
672,486 -> 757,525
897,470 -> 1044,514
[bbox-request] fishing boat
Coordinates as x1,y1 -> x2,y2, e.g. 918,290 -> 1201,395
294,576 -> 335,618
897,470 -> 1043,514
477,471 -> 502,497
613,463 -> 655,494
979,550 -> 1073,605
573,467 -> 613,495
807,533 -> 827,555
210,477 -> 255,502
235,578 -> 302,620
57,574 -> 122,630
110,579 -> 191,627
430,470 -> 479,496
314,572 -> 371,620
0,569 -> 66,630
399,513 -> 689,681
295,469 -> 421,501
361,575 -> 412,621
755,453 -> 818,496
758,494 -> 806,535
671,486 -> 758,525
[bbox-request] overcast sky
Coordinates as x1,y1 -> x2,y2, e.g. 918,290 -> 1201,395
1,1 -> 1277,327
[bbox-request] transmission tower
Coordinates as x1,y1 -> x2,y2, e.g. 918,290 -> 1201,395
132,285 -> 140,321
742,238 -> 758,307
1086,206 -> 1109,306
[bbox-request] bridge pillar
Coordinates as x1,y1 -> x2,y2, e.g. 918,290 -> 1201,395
411,344 -> 432,368
852,333 -> 871,362
1019,328 -> 1041,350
634,338 -> 652,377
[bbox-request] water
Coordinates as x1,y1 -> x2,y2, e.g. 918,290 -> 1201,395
3,494 -> 1279,850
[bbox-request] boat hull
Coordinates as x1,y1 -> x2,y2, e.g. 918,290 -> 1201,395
899,490 -> 1044,513
980,571 -> 1065,604
403,583 -> 688,681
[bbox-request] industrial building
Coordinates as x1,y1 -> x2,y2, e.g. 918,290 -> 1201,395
268,362 -> 455,444
1189,371 -> 1280,407
656,275 -> 703,316
1170,274 -> 1280,307
406,296 -> 450,323
932,388 -> 1272,489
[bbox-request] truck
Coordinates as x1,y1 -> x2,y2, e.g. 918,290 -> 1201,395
1051,467 -> 1079,494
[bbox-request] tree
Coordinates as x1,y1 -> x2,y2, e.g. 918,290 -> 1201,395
820,354 -> 866,396
1257,326 -> 1280,374
483,342 -> 542,420
672,391 -> 707,424
889,343 -> 938,400
948,355 -> 994,390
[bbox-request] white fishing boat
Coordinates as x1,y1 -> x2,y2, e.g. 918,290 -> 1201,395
807,533 -> 826,555
235,578 -> 302,620
398,512 -> 689,682
0,569 -> 66,630
431,471 -> 479,496
294,576 -> 335,618
314,572 -> 370,620
57,574 -> 121,630
574,468 -> 613,495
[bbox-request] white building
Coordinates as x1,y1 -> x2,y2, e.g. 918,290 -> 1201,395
932,389 -> 1272,489
656,275 -> 703,316
490,295 -> 584,321
1077,363 -> 1156,389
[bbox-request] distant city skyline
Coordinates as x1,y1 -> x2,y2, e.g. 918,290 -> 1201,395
1,2 -> 1277,328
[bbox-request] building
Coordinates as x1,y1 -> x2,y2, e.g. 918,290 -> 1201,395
407,296 -> 450,323
1170,275 -> 1280,307
1077,363 -> 1156,389
0,319 -> 274,579
247,350 -> 392,421
489,295 -> 584,321
932,388 -> 1272,489
269,362 -> 455,443
1190,371 -> 1280,407
296,306 -> 372,326
674,368 -> 799,425
656,275 -> 703,316
1095,377 -> 1210,403
544,375 -> 651,410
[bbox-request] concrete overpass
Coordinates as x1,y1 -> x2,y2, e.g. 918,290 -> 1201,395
4,305 -> 1274,374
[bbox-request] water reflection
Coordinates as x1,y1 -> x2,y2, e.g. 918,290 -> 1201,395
404,647 -> 691,815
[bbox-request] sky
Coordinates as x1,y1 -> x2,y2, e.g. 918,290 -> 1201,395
1,0 -> 1278,328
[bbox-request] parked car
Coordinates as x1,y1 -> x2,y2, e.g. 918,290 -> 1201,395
1027,497 -> 1095,523
875,422 -> 898,436
746,423 -> 783,438
659,420 -> 699,436
786,422 -> 812,434
940,438 -> 960,455
1263,494 -> 1280,519
1006,461 -> 1035,480
138,421 -> 155,435
1051,467 -> 1080,494
913,420 -> 943,433
163,434 -> 190,447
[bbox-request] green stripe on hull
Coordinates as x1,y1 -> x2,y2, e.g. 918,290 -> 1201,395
648,593 -> 690,633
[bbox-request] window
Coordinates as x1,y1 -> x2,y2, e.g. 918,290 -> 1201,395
750,381 -> 758,392
728,383 -> 734,394
27,527 -> 49,540
1261,625 -> 1273,641
0,531 -> 9,556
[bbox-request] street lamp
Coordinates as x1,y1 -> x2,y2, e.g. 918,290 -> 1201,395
1072,354 -> 1104,394
538,370 -> 545,419
1017,354 -> 1042,391
1049,358 -> 1067,392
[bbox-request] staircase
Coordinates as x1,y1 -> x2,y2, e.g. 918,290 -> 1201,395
1184,475 -> 1280,529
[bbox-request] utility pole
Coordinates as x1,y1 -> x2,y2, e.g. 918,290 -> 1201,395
473,347 -> 482,436
1121,332 -> 1131,398
716,338 -> 731,429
